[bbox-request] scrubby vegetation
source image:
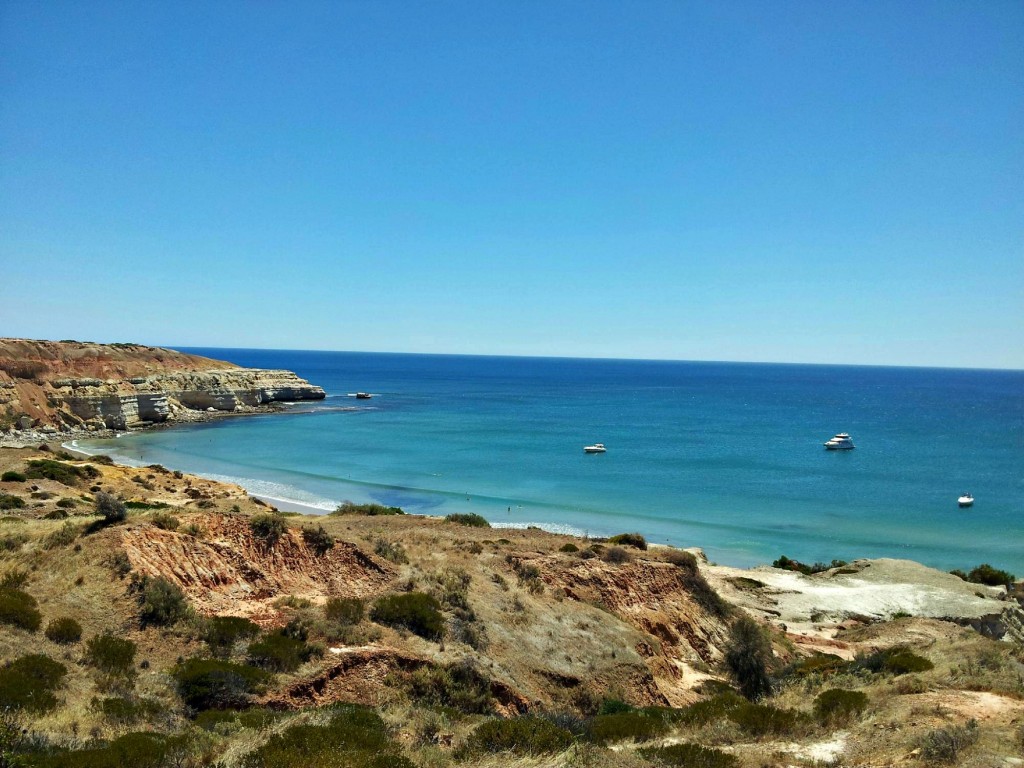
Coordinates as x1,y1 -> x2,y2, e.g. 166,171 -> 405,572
85,633 -> 136,677
0,654 -> 67,713
94,491 -> 127,524
638,743 -> 739,767
250,512 -> 287,545
301,523 -> 334,554
950,563 -> 1016,587
664,549 -> 732,618
725,616 -> 774,700
204,615 -> 260,657
445,512 -> 490,527
133,575 -> 189,627
248,628 -> 321,672
370,592 -> 444,640
852,646 -> 934,675
0,493 -> 25,510
772,554 -> 848,575
813,688 -> 869,724
0,586 -> 42,631
149,511 -> 180,530
919,720 -> 979,764
44,617 -> 83,644
172,657 -> 270,711
331,500 -> 405,516
1,470 -> 26,482
25,459 -> 98,486
608,532 -> 647,549
397,659 -> 494,714
458,715 -> 574,757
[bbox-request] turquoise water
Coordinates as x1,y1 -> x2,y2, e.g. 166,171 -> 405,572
79,350 -> 1024,573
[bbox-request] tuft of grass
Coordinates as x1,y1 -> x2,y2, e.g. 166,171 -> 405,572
918,720 -> 979,764
608,532 -> 647,550
559,542 -> 579,553
665,549 -> 732,618
639,743 -> 740,768
373,538 -> 408,564
43,521 -> 79,549
149,511 -> 180,530
458,715 -> 574,757
813,688 -> 868,724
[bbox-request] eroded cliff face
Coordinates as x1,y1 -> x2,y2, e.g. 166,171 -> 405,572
0,339 -> 325,434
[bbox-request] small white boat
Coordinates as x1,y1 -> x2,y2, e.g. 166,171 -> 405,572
958,493 -> 974,508
354,392 -> 372,399
824,432 -> 855,450
583,443 -> 607,454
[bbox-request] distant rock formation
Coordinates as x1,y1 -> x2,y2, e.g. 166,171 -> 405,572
0,338 -> 325,434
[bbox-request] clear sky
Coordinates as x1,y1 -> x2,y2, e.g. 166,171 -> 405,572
1,1 -> 1021,368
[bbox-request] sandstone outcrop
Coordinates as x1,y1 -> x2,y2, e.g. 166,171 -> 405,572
0,338 -> 325,434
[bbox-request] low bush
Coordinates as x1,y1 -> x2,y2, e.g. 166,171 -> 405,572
94,491 -> 127,524
44,521 -> 79,549
324,597 -> 364,626
728,702 -> 804,737
248,631 -> 320,672
301,524 -> 333,555
45,617 -> 83,644
0,568 -> 28,588
240,704 -> 414,768
373,538 -> 408,564
331,500 -> 405,516
1,471 -> 26,482
608,532 -> 647,550
0,493 -> 25,510
133,575 -> 189,627
173,657 -> 270,712
445,513 -> 490,528
56,497 -> 77,508
0,532 -> 28,551
458,715 -> 574,757
0,587 -> 42,631
194,706 -> 280,731
0,654 -> 67,713
964,563 -> 1016,587
559,542 -> 579,553
783,652 -> 846,679
93,695 -> 164,725
772,555 -> 848,575
587,710 -> 671,744
204,615 -> 260,656
639,743 -> 740,768
399,659 -> 494,714
33,731 -> 197,768
370,592 -> 444,640
250,513 -> 287,545
25,459 -> 97,486
918,720 -> 979,764
85,633 -> 136,676
852,646 -> 934,676
814,688 -> 868,724
675,693 -> 745,726
149,511 -> 179,530
602,546 -> 631,564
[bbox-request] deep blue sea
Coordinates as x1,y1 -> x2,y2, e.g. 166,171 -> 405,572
78,350 -> 1024,573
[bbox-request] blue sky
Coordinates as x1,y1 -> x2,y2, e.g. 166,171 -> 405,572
1,1 -> 1021,368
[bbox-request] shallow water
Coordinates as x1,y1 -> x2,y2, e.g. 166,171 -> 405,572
79,349 -> 1024,573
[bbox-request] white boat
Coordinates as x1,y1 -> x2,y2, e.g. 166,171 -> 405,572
583,443 -> 607,454
824,433 -> 855,450
958,493 -> 974,508
354,392 -> 373,399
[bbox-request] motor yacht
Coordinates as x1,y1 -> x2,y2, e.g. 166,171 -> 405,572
824,433 -> 855,450
583,443 -> 607,454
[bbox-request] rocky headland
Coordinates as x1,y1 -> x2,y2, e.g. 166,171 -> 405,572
0,338 -> 325,441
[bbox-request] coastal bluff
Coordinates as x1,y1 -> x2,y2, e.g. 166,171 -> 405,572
0,338 -> 325,435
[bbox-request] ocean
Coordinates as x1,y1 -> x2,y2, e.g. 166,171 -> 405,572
78,349 -> 1024,574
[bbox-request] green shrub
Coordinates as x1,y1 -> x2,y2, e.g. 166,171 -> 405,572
0,654 -> 67,713
725,617 -> 774,700
95,491 -> 127,523
331,500 -> 405,516
133,575 -> 188,627
0,493 -> 25,510
675,693 -> 745,726
85,633 -> 136,676
445,513 -> 490,528
248,631 -> 319,672
239,703 -> 414,768
0,568 -> 29,589
459,716 -> 574,757
301,524 -> 334,555
56,497 -> 78,508
45,617 -> 83,644
0,587 -> 42,631
853,646 -> 934,676
25,459 -> 99,486
813,688 -> 868,724
772,555 -> 847,575
784,653 -> 846,679
587,710 -> 670,744
919,720 -> 979,764
34,731 -> 196,768
965,563 -> 1016,587
149,511 -> 179,530
0,532 -> 28,551
324,597 -> 364,626
559,542 -> 579,553
665,550 -> 732,619
598,698 -> 634,715
250,513 -> 286,545
204,615 -> 260,656
399,659 -> 494,714
173,657 -> 270,712
194,706 -> 280,731
602,545 -> 631,564
1,471 -> 26,482
125,500 -> 170,510
639,743 -> 740,768
44,521 -> 79,549
608,532 -> 647,550
370,592 -> 444,640
728,702 -> 803,737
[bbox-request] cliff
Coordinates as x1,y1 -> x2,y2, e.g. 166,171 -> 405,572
0,338 -> 325,435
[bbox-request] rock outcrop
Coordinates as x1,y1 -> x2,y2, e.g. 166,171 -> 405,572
0,338 -> 325,434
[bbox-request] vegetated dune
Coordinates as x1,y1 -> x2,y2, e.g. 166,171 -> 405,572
2,446 -> 1023,768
